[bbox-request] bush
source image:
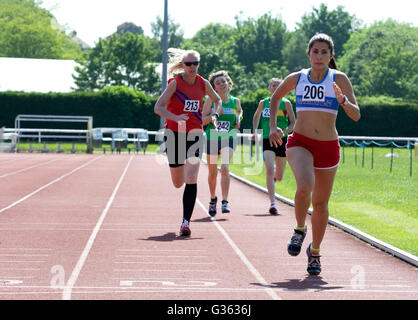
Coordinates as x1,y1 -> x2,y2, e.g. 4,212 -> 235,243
0,90 -> 416,137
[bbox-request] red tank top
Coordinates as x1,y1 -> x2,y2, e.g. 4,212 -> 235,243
165,74 -> 206,133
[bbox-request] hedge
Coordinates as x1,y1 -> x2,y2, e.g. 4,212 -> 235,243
1,88 -> 417,137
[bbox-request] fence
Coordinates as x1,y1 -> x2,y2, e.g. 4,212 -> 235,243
2,124 -> 416,176
339,136 -> 417,177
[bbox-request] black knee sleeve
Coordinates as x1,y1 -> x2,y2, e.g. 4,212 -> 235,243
182,183 -> 197,222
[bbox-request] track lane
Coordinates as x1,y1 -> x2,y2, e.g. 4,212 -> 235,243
67,155 -> 274,300
0,154 -> 132,299
59,155 -> 417,300
0,153 -> 416,300
0,154 -> 99,209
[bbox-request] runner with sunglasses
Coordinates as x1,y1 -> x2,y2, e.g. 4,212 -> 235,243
154,48 -> 223,237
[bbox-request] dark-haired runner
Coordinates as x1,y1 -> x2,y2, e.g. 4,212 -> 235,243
269,34 -> 361,275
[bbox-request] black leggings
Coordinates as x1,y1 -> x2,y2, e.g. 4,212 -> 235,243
183,183 -> 197,222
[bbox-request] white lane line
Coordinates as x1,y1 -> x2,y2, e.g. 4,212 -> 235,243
113,269 -> 213,272
0,156 -> 65,179
1,287 -> 418,296
117,249 -> 206,252
109,277 -> 221,281
115,255 -> 208,258
0,248 -> 53,251
113,262 -> 214,265
0,268 -> 41,271
0,254 -> 49,257
196,198 -> 281,300
0,261 -> 46,263
62,156 -> 133,300
0,156 -> 102,215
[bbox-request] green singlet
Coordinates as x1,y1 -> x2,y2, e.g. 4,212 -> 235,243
205,96 -> 241,141
259,97 -> 290,140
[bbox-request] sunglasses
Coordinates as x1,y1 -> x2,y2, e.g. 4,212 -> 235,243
183,61 -> 199,66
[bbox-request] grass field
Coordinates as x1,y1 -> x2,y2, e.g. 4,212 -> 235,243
13,141 -> 418,256
15,142 -> 148,154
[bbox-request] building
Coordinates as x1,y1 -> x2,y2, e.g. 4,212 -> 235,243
0,57 -> 79,93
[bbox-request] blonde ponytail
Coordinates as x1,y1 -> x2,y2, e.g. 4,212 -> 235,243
167,48 -> 201,77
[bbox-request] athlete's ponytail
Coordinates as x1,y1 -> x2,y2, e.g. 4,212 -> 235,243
329,57 -> 338,70
167,48 -> 201,77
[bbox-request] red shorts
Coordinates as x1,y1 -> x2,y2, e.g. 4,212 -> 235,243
286,132 -> 340,169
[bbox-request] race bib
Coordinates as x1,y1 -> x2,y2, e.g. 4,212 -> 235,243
302,84 -> 325,102
223,107 -> 233,115
262,108 -> 270,118
184,100 -> 200,112
216,121 -> 230,132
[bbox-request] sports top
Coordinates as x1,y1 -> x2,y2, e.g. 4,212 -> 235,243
165,74 -> 206,133
259,97 -> 290,139
295,68 -> 339,115
205,96 -> 240,141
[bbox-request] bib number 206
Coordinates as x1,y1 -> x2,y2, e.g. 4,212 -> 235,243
303,85 -> 325,101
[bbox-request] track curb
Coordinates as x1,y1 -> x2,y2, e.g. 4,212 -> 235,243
228,171 -> 418,268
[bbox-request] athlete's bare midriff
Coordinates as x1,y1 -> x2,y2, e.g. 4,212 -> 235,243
293,111 -> 338,141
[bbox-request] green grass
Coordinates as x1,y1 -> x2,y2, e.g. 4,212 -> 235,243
227,145 -> 418,257
16,142 -> 91,153
15,142 -> 160,154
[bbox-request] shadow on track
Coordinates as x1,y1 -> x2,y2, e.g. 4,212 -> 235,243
138,232 -> 203,242
251,275 -> 344,291
192,217 -> 228,223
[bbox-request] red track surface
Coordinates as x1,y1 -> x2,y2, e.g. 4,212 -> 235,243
0,153 -> 416,300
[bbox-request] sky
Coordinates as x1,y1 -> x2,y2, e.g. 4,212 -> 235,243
40,0 -> 417,47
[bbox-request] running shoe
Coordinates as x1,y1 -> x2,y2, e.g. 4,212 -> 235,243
179,223 -> 191,237
306,243 -> 321,275
269,204 -> 278,215
287,227 -> 307,256
221,200 -> 230,213
208,197 -> 217,217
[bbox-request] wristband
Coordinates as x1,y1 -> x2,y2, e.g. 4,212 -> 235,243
340,95 -> 348,106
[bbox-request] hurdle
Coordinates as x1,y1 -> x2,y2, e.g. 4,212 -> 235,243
14,114 -> 93,153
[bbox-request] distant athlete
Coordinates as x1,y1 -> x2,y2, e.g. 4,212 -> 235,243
269,34 -> 361,275
203,70 -> 242,216
252,78 -> 295,215
154,48 -> 222,237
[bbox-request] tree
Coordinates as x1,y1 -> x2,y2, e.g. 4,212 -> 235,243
233,13 -> 287,72
298,3 -> 359,58
184,23 -> 239,79
117,22 -> 144,35
0,0 -> 82,59
190,23 -> 236,48
151,15 -> 184,50
73,32 -> 160,94
281,30 -> 310,72
340,20 -> 418,99
237,61 -> 289,98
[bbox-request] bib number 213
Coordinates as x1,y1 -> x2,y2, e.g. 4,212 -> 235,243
184,100 -> 200,112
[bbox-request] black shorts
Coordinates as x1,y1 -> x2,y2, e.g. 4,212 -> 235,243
262,136 -> 287,158
163,129 -> 203,168
206,137 -> 236,155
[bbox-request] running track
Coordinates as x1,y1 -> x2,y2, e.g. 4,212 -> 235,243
0,153 -> 416,300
